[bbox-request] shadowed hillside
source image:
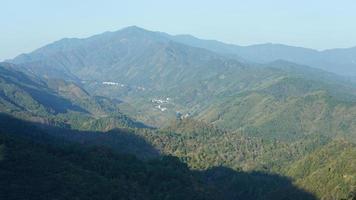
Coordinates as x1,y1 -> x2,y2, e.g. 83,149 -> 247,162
0,113 -> 316,200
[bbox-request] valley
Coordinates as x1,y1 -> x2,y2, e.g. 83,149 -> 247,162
1,26 -> 356,200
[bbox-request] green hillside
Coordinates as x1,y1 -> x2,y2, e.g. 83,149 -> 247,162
143,119 -> 330,171
3,26 -> 356,199
285,140 -> 356,200
0,63 -> 145,130
0,117 -> 317,200
198,77 -> 356,141
0,132 -> 210,200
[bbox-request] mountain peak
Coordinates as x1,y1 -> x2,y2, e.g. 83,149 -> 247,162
108,25 -> 171,43
120,25 -> 149,33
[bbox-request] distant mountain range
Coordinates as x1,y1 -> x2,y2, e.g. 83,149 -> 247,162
10,26 -> 356,79
162,28 -> 356,77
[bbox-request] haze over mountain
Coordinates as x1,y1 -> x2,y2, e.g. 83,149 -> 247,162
163,31 -> 356,77
11,26 -> 356,78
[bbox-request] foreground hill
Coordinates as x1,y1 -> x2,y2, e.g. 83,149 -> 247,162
1,114 -> 355,199
0,131 -> 211,200
285,140 -> 356,200
150,119 -> 356,199
0,116 -> 317,200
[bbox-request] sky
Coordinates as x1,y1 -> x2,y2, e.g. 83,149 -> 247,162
1,0 -> 356,60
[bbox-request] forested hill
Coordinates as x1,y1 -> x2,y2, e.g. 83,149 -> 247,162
0,114 -> 317,200
1,26 -> 356,199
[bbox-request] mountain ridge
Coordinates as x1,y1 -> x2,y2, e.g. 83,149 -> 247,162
9,26 -> 356,80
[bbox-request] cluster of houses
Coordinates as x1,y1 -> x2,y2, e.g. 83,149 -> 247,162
151,97 -> 170,104
176,112 -> 191,119
155,104 -> 167,112
102,82 -> 125,87
102,81 -> 146,91
151,97 -> 171,112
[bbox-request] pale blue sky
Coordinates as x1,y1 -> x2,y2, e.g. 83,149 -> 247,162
1,0 -> 356,60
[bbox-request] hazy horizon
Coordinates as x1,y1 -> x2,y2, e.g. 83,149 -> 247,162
2,0 -> 356,60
